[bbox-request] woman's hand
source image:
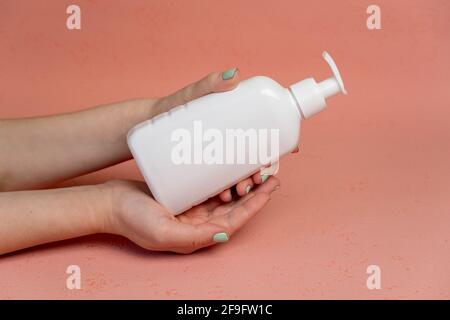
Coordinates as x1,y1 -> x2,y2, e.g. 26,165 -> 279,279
0,68 -> 288,255
101,174 -> 280,254
97,69 -> 281,254
98,68 -> 287,254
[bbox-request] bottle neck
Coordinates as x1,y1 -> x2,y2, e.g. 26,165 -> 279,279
288,87 -> 306,120
289,78 -> 327,119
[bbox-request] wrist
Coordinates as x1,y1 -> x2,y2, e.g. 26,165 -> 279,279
92,180 -> 132,235
83,183 -> 115,234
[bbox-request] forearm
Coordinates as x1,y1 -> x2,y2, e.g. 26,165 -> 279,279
0,98 -> 156,191
0,184 -> 110,255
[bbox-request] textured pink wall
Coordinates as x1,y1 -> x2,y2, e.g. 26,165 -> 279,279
0,0 -> 449,299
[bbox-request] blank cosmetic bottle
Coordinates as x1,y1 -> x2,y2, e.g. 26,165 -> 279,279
128,51 -> 347,214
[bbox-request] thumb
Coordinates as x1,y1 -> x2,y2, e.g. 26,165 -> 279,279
161,218 -> 226,254
155,69 -> 240,112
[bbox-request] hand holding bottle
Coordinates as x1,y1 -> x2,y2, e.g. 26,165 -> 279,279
0,68 -> 284,255
101,174 -> 279,254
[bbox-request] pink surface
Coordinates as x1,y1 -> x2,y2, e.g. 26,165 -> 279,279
0,0 -> 449,299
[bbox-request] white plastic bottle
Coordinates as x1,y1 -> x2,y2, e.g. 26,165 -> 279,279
128,51 -> 347,214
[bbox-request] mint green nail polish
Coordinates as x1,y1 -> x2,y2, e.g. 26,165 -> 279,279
261,174 -> 269,183
213,232 -> 229,243
245,185 -> 252,194
221,68 -> 237,80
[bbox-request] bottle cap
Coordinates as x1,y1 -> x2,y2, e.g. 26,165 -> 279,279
290,51 -> 347,119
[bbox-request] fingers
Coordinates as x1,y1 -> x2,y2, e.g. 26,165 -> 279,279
211,177 -> 280,235
221,170 -> 275,201
156,69 -> 240,112
248,176 -> 280,196
157,218 -> 224,254
219,189 -> 232,202
235,177 -> 254,196
212,176 -> 279,218
162,193 -> 271,254
252,171 -> 270,184
218,193 -> 271,235
155,176 -> 279,254
219,177 -> 254,202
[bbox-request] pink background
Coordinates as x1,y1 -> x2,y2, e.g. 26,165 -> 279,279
0,0 -> 449,299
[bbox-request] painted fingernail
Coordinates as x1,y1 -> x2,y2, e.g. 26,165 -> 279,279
213,232 -> 229,243
221,68 -> 237,80
261,174 -> 269,183
245,185 -> 252,194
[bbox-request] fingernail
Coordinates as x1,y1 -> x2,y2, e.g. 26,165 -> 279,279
221,68 -> 237,80
213,232 -> 229,243
245,185 -> 252,194
260,174 -> 269,183
274,185 -> 280,191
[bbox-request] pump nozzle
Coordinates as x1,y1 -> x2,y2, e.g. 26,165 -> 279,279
290,51 -> 347,119
319,51 -> 347,97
